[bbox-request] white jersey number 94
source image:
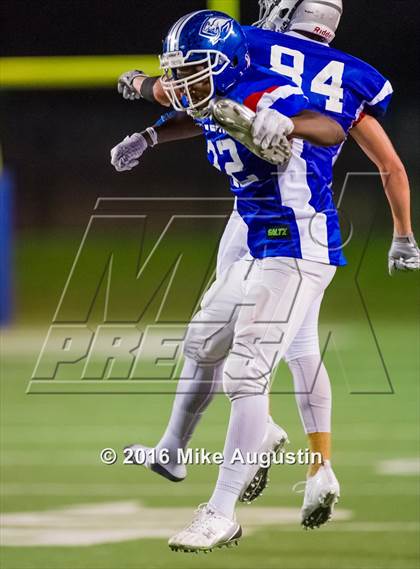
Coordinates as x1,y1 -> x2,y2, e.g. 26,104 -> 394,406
270,45 -> 345,114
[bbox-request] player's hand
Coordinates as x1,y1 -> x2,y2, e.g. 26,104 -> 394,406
252,108 -> 295,150
110,133 -> 148,172
388,234 -> 420,274
117,70 -> 146,100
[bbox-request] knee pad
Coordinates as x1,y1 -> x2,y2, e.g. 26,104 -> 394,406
183,274 -> 239,365
183,317 -> 233,365
222,341 -> 272,401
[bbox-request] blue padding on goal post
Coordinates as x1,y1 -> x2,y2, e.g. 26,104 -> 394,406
0,170 -> 13,325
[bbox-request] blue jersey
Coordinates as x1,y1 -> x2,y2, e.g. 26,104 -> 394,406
235,27 -> 394,265
158,30 -> 393,266
244,27 -> 393,130
196,65 -> 348,265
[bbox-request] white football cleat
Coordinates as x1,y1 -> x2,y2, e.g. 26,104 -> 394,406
300,460 -> 340,529
124,444 -> 187,483
239,418 -> 289,504
168,503 -> 242,553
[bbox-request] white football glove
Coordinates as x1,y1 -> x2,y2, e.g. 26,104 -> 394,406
388,234 -> 420,274
252,108 -> 295,150
117,70 -> 145,100
110,133 -> 148,172
210,98 -> 292,166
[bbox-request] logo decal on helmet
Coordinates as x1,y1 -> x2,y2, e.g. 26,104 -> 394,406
199,17 -> 233,45
313,26 -> 333,40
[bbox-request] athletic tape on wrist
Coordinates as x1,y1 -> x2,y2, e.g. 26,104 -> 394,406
144,127 -> 158,147
140,76 -> 160,103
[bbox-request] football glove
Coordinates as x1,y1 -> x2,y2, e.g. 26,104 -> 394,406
252,108 -> 295,150
117,70 -> 146,100
110,132 -> 149,172
388,234 -> 420,275
210,99 -> 292,166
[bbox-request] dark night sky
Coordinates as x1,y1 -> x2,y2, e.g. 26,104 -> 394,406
1,1 -> 419,229
2,1 -> 420,88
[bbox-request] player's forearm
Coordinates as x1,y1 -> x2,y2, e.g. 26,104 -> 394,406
379,163 -> 412,236
291,111 -> 345,147
153,112 -> 202,144
350,116 -> 412,235
111,112 -> 202,172
132,75 -> 171,107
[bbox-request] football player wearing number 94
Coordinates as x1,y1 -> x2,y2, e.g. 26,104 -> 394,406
114,0 -> 419,275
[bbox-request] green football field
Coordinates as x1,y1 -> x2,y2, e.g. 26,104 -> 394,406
1,234 -> 419,569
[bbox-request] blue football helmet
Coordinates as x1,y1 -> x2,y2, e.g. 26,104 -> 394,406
160,10 -> 250,115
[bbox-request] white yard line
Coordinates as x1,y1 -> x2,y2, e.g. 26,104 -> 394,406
1,482 -> 418,497
1,500 -> 418,547
377,458 -> 420,476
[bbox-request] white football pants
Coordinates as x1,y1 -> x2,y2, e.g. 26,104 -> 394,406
218,207 -> 332,431
186,255 -> 335,400
155,208 -> 334,463
204,254 -> 335,519
191,207 -> 333,428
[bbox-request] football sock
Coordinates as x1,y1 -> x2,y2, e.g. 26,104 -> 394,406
155,358 -> 223,465
209,394 -> 269,519
307,432 -> 332,476
288,355 -> 332,476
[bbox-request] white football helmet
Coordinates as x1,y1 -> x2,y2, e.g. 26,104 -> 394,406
289,0 -> 343,43
255,0 -> 302,31
256,0 -> 343,44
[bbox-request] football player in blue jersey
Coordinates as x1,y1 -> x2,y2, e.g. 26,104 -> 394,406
142,11 -> 346,551
115,1 -> 417,274
111,9 -> 347,551
111,4 -> 419,545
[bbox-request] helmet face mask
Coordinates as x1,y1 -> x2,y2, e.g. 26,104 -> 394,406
160,49 -> 231,115
254,0 -> 273,26
160,10 -> 250,116
254,0 -> 303,31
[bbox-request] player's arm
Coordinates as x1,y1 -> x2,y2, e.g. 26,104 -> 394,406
350,114 -> 411,235
291,110 -> 345,147
117,70 -> 170,107
350,114 -> 419,273
246,80 -> 345,150
110,112 -> 201,172
153,112 -> 201,143
251,108 -> 345,149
